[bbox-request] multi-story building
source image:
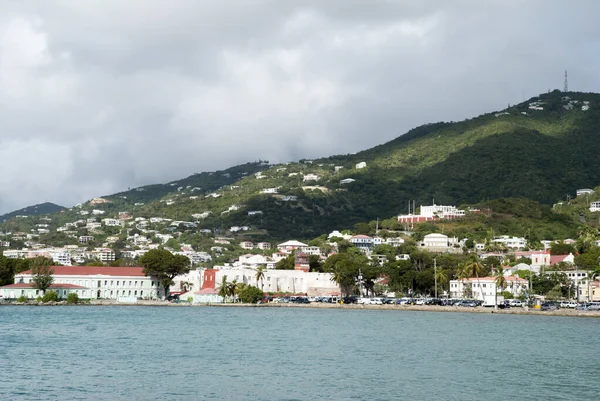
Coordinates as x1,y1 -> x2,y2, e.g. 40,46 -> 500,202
449,276 -> 529,305
0,266 -> 165,300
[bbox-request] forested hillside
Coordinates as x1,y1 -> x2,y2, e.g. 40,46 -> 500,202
2,91 -> 600,241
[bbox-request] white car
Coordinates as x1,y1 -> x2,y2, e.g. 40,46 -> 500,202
509,300 -> 523,307
567,302 -> 578,308
415,298 -> 425,305
369,298 -> 383,305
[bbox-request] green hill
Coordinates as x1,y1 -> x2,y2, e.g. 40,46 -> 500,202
0,202 -> 65,223
2,90 -> 600,241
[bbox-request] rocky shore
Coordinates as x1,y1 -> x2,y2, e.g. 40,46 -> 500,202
3,299 -> 600,317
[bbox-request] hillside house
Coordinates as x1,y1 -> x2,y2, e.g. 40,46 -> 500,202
576,189 -> 594,196
302,174 -> 320,182
590,201 -> 600,212
340,178 -> 356,185
355,162 -> 367,169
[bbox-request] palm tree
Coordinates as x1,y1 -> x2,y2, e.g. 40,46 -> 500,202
228,279 -> 238,303
255,266 -> 266,292
494,267 -> 507,309
218,275 -> 229,303
434,269 -> 448,298
457,265 -> 472,299
464,256 -> 486,300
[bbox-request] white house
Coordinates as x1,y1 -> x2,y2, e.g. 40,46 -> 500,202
421,233 -> 459,252
0,266 -> 165,300
492,236 -> 527,249
355,162 -> 367,169
350,235 -> 374,249
302,174 -> 320,182
102,218 -> 123,227
576,189 -> 594,196
449,276 -> 529,305
261,187 -> 279,194
277,240 -> 308,253
590,201 -> 600,212
340,178 -> 356,185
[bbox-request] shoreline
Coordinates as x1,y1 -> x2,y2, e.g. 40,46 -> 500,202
3,300 -> 600,318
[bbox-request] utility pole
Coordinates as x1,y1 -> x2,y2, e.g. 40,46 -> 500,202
434,257 -> 438,299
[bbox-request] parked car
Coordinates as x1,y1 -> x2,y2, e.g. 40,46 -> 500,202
383,298 -> 396,304
396,298 -> 413,305
456,300 -> 477,307
509,300 -> 523,307
369,298 -> 384,305
585,302 -> 600,311
415,298 -> 426,305
342,296 -> 358,304
540,302 -> 558,311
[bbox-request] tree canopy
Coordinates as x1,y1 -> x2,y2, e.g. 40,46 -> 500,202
139,249 -> 190,294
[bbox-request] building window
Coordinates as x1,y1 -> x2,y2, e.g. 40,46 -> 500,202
117,281 -> 120,286
104,280 -> 108,286
140,291 -> 143,296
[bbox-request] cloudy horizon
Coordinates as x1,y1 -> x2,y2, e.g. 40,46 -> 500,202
1,0 -> 599,213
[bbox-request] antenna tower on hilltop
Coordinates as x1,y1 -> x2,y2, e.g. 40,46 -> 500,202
564,70 -> 568,92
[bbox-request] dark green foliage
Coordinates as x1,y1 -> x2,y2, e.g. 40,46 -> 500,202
237,285 -> 263,303
30,257 -> 54,293
275,255 -> 295,270
42,291 -> 59,302
66,293 -> 79,304
550,241 -> 577,255
17,295 -> 28,302
0,202 -> 64,223
139,249 -> 191,292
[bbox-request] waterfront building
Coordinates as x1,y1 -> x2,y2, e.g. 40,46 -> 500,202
449,276 -> 529,304
195,268 -> 340,297
0,266 -> 164,300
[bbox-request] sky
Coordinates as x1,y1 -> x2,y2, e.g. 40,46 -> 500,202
0,0 -> 599,213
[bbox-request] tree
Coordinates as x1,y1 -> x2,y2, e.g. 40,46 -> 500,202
275,254 -> 295,270
550,241 -> 576,255
31,257 -> 54,294
460,256 -> 485,301
255,266 -> 266,291
139,249 -> 190,298
434,268 -> 448,296
228,279 -> 238,302
308,255 -> 323,272
218,275 -> 230,302
494,268 -> 507,308
323,252 -> 369,297
238,285 -> 263,303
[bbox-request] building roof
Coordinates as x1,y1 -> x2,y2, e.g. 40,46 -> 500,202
277,240 -> 308,247
18,266 -> 146,277
194,288 -> 219,295
351,235 -> 372,239
0,283 -> 87,289
462,276 -> 528,282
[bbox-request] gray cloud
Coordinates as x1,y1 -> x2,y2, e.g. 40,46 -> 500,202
0,0 -> 599,212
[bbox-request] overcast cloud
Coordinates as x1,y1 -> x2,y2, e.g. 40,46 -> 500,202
0,0 -> 599,212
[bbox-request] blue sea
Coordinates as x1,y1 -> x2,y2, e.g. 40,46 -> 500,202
1,306 -> 598,400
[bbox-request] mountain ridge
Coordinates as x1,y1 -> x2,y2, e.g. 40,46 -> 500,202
1,90 -> 599,241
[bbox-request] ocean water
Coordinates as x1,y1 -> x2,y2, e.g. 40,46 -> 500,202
0,306 -> 598,400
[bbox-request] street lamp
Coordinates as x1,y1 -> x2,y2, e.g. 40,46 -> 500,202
434,257 -> 437,299
588,272 -> 599,302
357,269 -> 363,297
